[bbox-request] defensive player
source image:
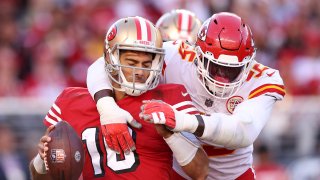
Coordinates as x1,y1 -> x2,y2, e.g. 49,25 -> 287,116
29,16 -> 208,180
86,12 -> 286,180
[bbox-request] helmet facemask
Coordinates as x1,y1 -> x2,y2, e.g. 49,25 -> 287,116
105,43 -> 164,96
194,12 -> 256,99
104,16 -> 165,96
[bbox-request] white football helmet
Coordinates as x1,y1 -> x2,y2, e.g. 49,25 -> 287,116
104,16 -> 165,96
195,12 -> 256,99
156,9 -> 202,44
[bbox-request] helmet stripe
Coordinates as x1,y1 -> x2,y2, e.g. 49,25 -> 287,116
178,12 -> 191,38
178,12 -> 182,32
146,21 -> 152,41
139,18 -> 148,41
135,17 -> 151,41
181,12 -> 190,31
134,18 -> 142,40
187,14 -> 192,33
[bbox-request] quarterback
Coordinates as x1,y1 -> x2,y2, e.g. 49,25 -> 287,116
29,16 -> 208,180
86,12 -> 285,179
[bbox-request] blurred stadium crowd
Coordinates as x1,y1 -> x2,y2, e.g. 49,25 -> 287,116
0,0 -> 320,179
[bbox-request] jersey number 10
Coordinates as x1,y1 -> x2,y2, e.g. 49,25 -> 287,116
82,127 -> 139,177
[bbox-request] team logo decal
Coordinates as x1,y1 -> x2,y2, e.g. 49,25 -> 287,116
107,25 -> 117,41
226,96 -> 244,114
74,151 -> 81,162
198,19 -> 210,41
50,149 -> 66,163
205,98 -> 213,107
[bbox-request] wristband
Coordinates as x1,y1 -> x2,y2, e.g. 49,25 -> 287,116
164,133 -> 199,166
33,154 -> 47,174
174,111 -> 198,133
193,115 -> 205,137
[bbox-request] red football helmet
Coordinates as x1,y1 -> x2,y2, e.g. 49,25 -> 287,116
195,12 -> 256,99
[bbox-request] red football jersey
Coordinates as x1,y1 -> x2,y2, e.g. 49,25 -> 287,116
44,84 -> 197,180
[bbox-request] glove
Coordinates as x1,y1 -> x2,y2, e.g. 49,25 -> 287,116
140,100 -> 198,133
97,97 -> 142,154
139,100 -> 176,129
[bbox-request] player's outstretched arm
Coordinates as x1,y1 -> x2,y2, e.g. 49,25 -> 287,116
87,58 -> 141,154
154,125 -> 208,180
141,96 -> 277,149
29,125 -> 55,180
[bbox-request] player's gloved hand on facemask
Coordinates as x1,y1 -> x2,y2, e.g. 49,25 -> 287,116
139,100 -> 198,133
97,97 -> 142,155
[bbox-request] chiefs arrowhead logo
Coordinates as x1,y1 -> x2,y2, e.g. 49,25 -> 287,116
107,25 -> 117,41
226,96 -> 244,114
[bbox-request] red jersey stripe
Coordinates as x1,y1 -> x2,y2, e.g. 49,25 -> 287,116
249,84 -> 285,99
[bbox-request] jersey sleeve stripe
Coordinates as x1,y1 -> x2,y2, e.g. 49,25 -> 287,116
48,109 -> 62,121
172,101 -> 194,109
179,107 -> 199,114
45,115 -> 58,125
52,103 -> 61,114
249,84 -> 286,99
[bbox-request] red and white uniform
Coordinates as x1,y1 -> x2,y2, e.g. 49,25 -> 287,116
43,84 -> 197,180
86,40 -> 285,179
162,41 -> 285,180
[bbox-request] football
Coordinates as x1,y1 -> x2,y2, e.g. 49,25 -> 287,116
46,121 -> 84,180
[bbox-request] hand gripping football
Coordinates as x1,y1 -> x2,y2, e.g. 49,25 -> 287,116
46,121 -> 84,180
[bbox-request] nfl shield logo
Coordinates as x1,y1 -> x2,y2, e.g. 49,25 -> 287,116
205,98 -> 213,107
50,149 -> 66,163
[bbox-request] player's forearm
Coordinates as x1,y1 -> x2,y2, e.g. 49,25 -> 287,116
181,148 -> 208,180
87,57 -> 113,98
164,133 -> 208,179
29,156 -> 52,180
196,96 -> 276,148
94,89 -> 113,102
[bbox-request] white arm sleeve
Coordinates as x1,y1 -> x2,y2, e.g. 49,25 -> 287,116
200,95 -> 276,149
86,57 -> 113,98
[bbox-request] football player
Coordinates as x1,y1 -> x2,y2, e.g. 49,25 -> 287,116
29,16 -> 208,180
85,12 -> 285,180
156,9 -> 202,44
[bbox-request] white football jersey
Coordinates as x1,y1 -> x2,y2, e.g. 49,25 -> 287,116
162,40 -> 285,180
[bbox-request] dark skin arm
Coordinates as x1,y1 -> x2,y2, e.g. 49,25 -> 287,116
29,126 -> 55,180
154,125 -> 209,180
94,89 -> 114,102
